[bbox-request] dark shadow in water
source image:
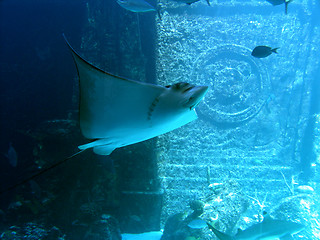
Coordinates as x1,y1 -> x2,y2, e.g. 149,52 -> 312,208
0,0 -> 86,217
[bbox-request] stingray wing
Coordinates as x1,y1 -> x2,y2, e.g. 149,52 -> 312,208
65,39 -> 165,140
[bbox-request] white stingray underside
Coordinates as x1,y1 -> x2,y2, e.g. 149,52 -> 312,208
67,43 -> 198,155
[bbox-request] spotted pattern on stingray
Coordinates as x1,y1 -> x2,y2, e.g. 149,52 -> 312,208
148,96 -> 160,121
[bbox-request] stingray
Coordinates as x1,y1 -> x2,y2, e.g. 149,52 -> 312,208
0,39 -> 208,194
64,37 -> 208,155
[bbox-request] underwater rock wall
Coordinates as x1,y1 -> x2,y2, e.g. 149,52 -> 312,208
156,0 -> 320,234
81,0 -> 150,81
79,0 -> 162,234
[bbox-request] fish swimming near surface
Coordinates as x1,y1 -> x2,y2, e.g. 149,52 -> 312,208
117,0 -> 157,13
117,0 -> 162,20
207,214 -> 305,240
266,0 -> 293,14
64,35 -> 208,156
172,0 -> 210,6
5,142 -> 18,167
251,46 -> 279,58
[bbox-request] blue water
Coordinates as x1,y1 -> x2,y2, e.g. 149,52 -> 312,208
0,0 -> 320,239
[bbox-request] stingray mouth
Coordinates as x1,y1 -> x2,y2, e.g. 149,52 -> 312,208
189,101 -> 199,110
186,85 -> 209,110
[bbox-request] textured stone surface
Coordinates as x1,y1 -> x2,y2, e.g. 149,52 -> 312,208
155,1 -> 320,239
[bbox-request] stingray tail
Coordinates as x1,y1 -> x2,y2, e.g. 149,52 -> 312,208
0,149 -> 87,195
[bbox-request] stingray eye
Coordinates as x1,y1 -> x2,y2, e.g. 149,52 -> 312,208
165,85 -> 171,88
172,82 -> 189,90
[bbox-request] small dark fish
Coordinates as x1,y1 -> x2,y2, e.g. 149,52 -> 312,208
251,46 -> 279,58
266,0 -> 293,14
5,142 -> 18,167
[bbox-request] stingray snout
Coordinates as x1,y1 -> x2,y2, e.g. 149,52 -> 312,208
186,85 -> 209,109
